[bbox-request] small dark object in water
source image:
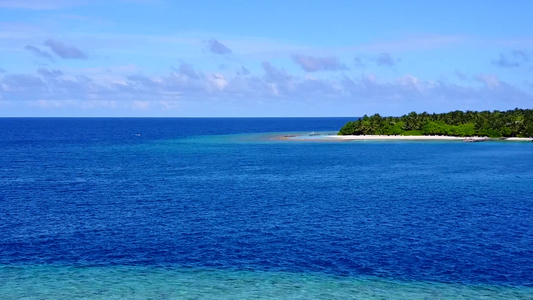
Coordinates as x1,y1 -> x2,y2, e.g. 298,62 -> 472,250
464,137 -> 487,142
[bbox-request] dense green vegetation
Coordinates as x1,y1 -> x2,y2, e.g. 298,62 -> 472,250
338,109 -> 533,137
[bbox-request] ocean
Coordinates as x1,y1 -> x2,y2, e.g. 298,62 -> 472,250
1,118 -> 532,299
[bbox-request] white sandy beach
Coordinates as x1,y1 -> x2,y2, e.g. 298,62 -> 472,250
281,134 -> 532,142
328,135 -> 533,141
503,137 -> 533,141
327,135 -> 465,141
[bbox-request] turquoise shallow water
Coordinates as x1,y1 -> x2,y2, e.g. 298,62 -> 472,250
2,265 -> 532,299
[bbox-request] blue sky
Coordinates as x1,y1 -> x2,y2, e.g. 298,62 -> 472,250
0,0 -> 532,117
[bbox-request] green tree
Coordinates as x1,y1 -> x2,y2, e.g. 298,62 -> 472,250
338,108 -> 533,138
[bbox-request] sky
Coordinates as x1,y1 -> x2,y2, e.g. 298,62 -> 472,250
0,0 -> 532,117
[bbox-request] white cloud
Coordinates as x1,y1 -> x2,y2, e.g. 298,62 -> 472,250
477,74 -> 500,89
291,54 -> 348,72
132,100 -> 149,110
206,39 -> 232,55
208,73 -> 227,90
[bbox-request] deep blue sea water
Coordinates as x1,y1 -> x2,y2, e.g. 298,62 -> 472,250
1,118 -> 532,299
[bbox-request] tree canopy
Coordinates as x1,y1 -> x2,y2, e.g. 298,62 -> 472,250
338,109 -> 533,138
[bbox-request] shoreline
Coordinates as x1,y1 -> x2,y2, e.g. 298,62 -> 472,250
330,135 -> 466,141
278,133 -> 533,142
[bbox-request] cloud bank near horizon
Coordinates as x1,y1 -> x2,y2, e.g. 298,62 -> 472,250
1,59 -> 531,116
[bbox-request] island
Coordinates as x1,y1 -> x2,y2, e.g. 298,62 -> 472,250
338,109 -> 533,138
